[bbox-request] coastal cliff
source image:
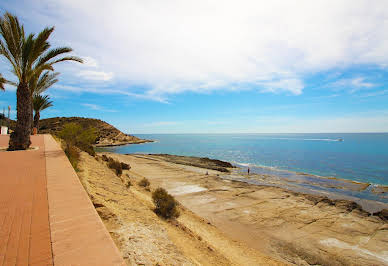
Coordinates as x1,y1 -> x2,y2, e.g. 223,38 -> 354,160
37,117 -> 151,146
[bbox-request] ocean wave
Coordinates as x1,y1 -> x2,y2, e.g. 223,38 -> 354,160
234,162 -> 281,172
233,161 -> 386,188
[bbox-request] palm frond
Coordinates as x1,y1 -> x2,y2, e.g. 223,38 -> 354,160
33,71 -> 59,95
0,73 -> 15,90
29,27 -> 53,64
0,13 -> 24,79
0,39 -> 20,79
0,73 -> 6,90
0,13 -> 23,67
35,47 -> 73,68
33,94 -> 53,112
49,56 -> 83,65
21,33 -> 35,81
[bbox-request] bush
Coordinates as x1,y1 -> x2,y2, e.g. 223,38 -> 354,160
77,142 -> 95,156
152,188 -> 179,219
107,159 -> 123,176
121,162 -> 130,170
58,122 -> 97,155
138,178 -> 150,187
101,154 -> 109,161
64,145 -> 80,171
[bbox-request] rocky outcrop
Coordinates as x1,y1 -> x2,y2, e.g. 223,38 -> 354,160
146,154 -> 235,172
38,117 -> 151,146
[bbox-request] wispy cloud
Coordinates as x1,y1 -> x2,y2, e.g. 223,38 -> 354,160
82,103 -> 117,112
330,77 -> 376,93
358,89 -> 388,98
259,78 -> 304,95
77,70 -> 113,81
142,121 -> 180,127
82,56 -> 98,68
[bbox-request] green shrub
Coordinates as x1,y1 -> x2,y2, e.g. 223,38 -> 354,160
64,145 -> 80,171
58,122 -> 97,155
138,178 -> 150,187
121,162 -> 130,170
152,188 -> 179,219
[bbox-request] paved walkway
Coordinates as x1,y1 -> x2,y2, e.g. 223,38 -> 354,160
0,135 -> 125,265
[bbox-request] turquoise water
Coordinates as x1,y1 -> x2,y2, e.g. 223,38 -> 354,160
99,133 -> 388,186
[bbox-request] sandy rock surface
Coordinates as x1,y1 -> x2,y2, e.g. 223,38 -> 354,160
103,153 -> 388,266
77,152 -> 282,265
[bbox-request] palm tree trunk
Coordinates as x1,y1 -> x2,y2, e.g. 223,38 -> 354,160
8,82 -> 32,150
31,103 -> 34,131
33,111 -> 40,132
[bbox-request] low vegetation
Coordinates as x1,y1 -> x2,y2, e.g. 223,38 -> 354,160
138,177 -> 150,187
152,188 -> 180,219
98,154 -> 131,177
121,162 -> 130,170
107,158 -> 123,176
58,122 -> 96,170
64,145 -> 80,170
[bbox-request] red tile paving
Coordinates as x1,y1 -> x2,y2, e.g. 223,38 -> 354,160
0,135 -> 125,265
0,135 -> 52,266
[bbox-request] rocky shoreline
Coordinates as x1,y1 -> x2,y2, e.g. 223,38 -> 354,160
113,152 -> 388,213
102,152 -> 388,265
94,139 -> 153,147
133,154 -> 235,172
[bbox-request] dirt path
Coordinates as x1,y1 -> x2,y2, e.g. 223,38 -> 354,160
104,153 -> 388,266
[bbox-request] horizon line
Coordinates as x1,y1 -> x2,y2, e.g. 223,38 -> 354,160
128,132 -> 388,135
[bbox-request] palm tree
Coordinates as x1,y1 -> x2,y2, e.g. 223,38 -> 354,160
0,12 -> 82,150
33,94 -> 53,131
29,71 -> 59,130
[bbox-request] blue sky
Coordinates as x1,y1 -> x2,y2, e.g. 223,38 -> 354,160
1,0 -> 388,133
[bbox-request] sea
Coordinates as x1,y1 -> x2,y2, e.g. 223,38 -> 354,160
98,133 -> 388,204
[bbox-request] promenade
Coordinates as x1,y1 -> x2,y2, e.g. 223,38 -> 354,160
0,135 -> 124,265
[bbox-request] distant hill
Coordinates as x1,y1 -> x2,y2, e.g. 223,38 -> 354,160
36,117 -> 151,146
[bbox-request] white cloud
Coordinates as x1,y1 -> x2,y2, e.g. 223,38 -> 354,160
77,70 -> 113,81
330,77 -> 376,93
9,0 -> 388,99
82,103 -> 101,110
82,56 -> 98,68
82,103 -> 117,112
259,78 -> 304,95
